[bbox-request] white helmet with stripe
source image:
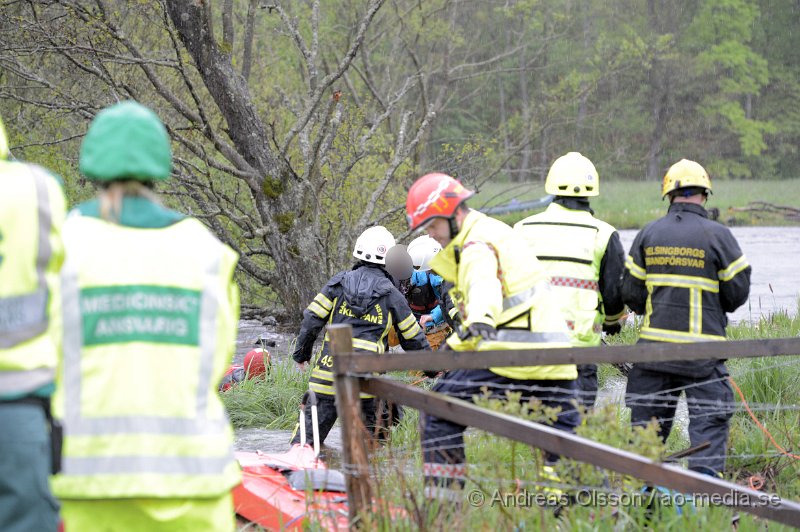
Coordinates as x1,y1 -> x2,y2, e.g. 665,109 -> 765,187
352,226 -> 396,265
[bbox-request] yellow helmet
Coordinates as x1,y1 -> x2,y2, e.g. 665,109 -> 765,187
545,152 -> 599,197
0,114 -> 8,160
661,159 -> 712,199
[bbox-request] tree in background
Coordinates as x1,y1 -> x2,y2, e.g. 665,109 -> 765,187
1,0 -> 796,316
0,1 -> 515,317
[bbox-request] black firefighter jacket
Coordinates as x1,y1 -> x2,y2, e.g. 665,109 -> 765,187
622,202 -> 751,377
293,262 -> 430,395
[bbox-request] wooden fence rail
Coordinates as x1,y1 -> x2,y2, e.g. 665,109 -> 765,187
337,336 -> 800,373
328,325 -> 800,527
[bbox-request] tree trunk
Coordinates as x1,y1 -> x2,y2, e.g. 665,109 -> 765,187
166,0 -> 325,317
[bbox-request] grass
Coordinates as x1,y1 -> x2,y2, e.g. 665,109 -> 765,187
221,357 -> 310,429
724,310 -> 800,493
230,308 -> 800,530
471,178 -> 800,229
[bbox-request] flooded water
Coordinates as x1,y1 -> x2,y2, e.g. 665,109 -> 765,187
234,426 -> 343,457
618,226 -> 800,323
234,226 -> 798,453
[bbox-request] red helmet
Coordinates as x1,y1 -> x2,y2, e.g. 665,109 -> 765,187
406,173 -> 475,230
243,348 -> 270,378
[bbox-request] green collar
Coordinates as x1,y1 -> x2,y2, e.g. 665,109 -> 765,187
75,196 -> 185,228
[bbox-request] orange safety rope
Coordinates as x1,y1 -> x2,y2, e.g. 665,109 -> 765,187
728,376 -> 800,461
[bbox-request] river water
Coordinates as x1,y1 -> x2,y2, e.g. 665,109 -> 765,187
618,226 -> 800,324
234,226 -> 800,453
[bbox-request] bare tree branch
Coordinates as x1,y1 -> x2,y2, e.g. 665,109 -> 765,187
279,0 -> 384,155
241,0 -> 258,81
222,0 -> 234,51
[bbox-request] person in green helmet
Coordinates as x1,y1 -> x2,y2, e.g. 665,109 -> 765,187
51,101 -> 241,531
0,114 -> 65,532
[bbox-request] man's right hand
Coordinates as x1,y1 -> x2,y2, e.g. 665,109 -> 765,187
420,314 -> 433,327
295,361 -> 309,372
464,322 -> 497,341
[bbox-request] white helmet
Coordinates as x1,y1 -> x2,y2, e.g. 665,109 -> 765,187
352,226 -> 396,265
407,235 -> 442,272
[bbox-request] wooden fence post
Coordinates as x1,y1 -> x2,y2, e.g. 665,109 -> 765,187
329,324 -> 372,526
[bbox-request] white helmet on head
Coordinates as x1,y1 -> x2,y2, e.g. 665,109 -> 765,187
407,235 -> 442,272
352,226 -> 396,265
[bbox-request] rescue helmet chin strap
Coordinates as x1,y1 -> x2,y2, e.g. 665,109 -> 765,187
448,217 -> 459,241
449,216 -> 462,265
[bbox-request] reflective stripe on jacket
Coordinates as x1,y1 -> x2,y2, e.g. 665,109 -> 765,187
622,202 -> 751,376
430,210 -> 575,380
293,263 -> 430,396
0,161 -> 65,398
515,202 -> 624,347
52,214 -> 240,498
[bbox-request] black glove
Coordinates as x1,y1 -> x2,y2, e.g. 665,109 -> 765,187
423,370 -> 440,379
292,348 -> 311,365
464,322 -> 497,341
602,321 -> 622,336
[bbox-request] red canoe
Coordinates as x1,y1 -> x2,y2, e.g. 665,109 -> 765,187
234,390 -> 350,531
234,444 -> 350,530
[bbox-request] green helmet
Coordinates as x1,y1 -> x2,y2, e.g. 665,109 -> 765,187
79,101 -> 171,181
0,114 -> 8,160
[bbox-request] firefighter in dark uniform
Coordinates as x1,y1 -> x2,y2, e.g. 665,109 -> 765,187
622,159 -> 751,475
291,226 -> 431,446
515,152 -> 626,408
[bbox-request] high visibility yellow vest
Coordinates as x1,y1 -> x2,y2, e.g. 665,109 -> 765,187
431,210 -> 576,380
0,161 -> 65,398
52,214 -> 241,499
515,203 -> 617,347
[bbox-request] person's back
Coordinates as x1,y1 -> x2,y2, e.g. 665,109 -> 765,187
292,227 -> 430,445
515,152 -> 625,407
406,173 -> 579,502
0,115 -> 65,532
431,209 -> 574,378
622,159 -> 751,476
516,202 -> 623,345
625,204 -> 749,348
52,102 -> 240,531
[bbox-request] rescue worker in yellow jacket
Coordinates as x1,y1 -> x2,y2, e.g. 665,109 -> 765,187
515,152 -> 625,408
622,159 -> 751,476
51,102 -> 241,531
0,114 -> 65,532
406,173 -> 578,502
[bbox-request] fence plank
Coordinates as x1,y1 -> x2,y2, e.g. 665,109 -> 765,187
362,376 -> 800,528
339,337 -> 800,373
329,325 -> 371,526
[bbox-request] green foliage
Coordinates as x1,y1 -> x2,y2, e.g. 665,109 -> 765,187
724,310 -> 800,491
260,176 -> 284,199
275,212 -> 295,234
